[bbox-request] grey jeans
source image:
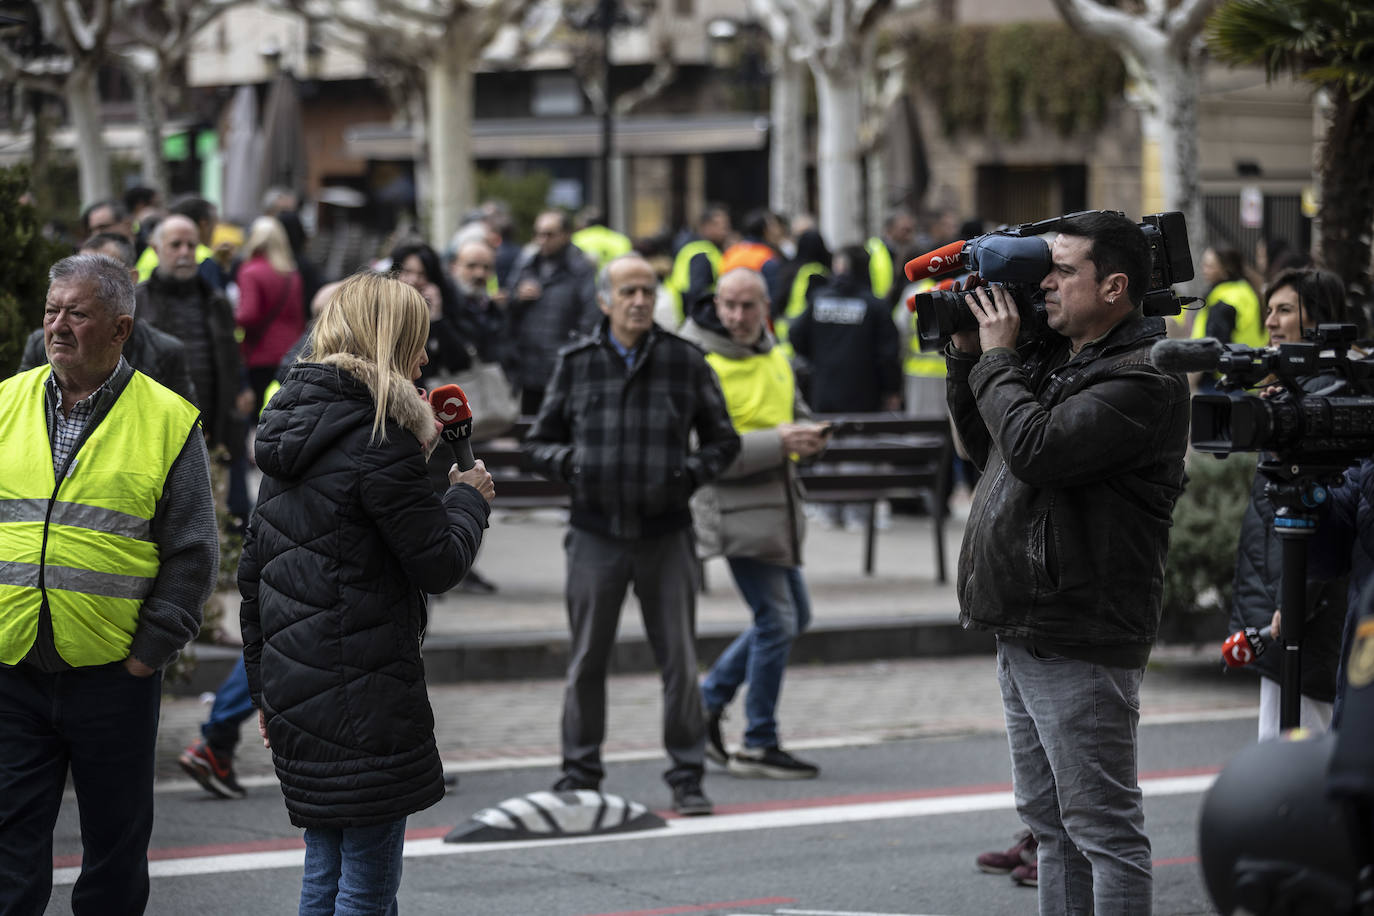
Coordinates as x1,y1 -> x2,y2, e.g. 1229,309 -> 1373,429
997,638 -> 1152,915
561,526 -> 705,787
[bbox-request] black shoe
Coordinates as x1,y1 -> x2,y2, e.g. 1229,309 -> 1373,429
727,745 -> 820,780
671,778 -> 713,816
552,774 -> 599,792
705,709 -> 729,767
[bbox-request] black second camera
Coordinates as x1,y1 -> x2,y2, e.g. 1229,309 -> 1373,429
905,209 -> 1194,347
1188,324 -> 1374,469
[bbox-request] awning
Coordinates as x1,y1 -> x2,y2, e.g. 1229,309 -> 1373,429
344,113 -> 769,160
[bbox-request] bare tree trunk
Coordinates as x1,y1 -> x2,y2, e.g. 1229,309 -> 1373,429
813,65 -> 864,248
426,30 -> 475,249
129,67 -> 169,196
67,67 -> 111,203
769,48 -> 807,219
1142,47 -> 1207,295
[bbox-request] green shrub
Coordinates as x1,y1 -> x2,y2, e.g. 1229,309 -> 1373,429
0,164 -> 72,379
1161,451 -> 1257,637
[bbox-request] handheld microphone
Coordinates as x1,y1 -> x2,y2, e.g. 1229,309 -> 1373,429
904,240 -> 967,282
1150,337 -> 1225,374
1222,625 -> 1273,668
428,383 -> 475,471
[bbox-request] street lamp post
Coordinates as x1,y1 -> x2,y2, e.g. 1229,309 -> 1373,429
596,0 -> 614,224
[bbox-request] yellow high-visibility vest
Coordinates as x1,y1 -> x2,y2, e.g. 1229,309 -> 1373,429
706,347 -> 794,434
0,367 -> 200,666
667,239 -> 722,324
1193,279 -> 1266,347
775,262 -> 828,360
900,279 -> 947,378
867,237 -> 894,299
572,226 -> 633,269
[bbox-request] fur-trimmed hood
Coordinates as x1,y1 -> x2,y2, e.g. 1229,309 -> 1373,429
255,355 -> 438,482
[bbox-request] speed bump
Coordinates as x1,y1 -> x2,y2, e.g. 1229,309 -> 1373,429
444,790 -> 666,843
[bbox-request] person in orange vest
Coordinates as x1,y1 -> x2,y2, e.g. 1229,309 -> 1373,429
720,209 -> 784,306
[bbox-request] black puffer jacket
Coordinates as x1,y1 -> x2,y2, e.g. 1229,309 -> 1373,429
239,354 -> 489,829
947,312 -> 1190,664
1229,459 -> 1347,702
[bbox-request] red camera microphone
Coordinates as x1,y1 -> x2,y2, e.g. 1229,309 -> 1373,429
428,383 -> 475,471
904,240 -> 967,282
1221,625 -> 1273,669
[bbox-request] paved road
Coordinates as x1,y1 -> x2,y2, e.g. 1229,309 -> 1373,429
47,718 -> 1251,916
45,654 -> 1260,915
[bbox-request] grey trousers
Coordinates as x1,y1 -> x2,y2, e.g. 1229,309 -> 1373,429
561,526 -> 706,787
997,638 -> 1153,915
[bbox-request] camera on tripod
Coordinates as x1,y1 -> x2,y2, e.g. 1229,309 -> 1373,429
1183,324 -> 1374,468
902,209 -> 1195,347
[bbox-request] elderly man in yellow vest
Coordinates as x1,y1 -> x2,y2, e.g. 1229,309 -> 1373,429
0,254 -> 218,914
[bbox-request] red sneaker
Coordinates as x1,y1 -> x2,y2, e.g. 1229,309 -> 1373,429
1011,861 -> 1038,887
177,740 -> 246,799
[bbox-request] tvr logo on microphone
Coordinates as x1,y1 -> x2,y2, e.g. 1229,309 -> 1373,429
436,396 -> 467,424
925,256 -> 947,275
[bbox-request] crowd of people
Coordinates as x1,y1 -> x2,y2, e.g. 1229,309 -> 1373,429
5,183 -> 1373,914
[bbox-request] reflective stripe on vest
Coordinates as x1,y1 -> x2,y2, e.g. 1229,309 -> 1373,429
867,237 -> 894,299
0,367 -> 200,666
775,262 -> 829,359
668,240 -> 722,324
1193,279 -> 1266,348
705,347 -> 795,434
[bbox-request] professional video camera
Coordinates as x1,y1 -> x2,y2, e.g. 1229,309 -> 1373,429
902,209 -> 1195,347
1157,324 -> 1374,469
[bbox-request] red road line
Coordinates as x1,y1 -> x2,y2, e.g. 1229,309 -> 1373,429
54,766 -> 1219,869
1155,856 -> 1200,868
573,897 -> 797,916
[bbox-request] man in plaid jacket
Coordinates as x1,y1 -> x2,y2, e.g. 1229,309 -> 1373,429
525,253 -> 740,816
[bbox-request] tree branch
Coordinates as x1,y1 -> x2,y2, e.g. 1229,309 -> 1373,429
1167,0 -> 1223,47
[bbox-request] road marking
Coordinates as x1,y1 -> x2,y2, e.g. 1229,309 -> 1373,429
574,897 -> 797,916
55,771 -> 1218,884
155,712 -> 1257,795
779,910 -> 954,916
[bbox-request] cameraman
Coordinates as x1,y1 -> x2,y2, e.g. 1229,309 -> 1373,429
1229,268 -> 1350,740
945,211 -> 1190,914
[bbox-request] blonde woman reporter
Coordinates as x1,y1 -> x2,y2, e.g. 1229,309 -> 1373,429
238,272 -> 494,914
237,216 -> 306,410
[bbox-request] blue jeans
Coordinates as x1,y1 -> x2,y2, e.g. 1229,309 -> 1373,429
700,558 -> 811,748
997,638 -> 1152,915
0,662 -> 162,916
201,654 -> 255,755
300,817 -> 408,916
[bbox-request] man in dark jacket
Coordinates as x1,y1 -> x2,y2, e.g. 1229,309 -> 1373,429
137,217 -> 253,451
946,211 -> 1189,912
509,209 -> 600,414
789,244 -> 902,413
524,254 -> 740,816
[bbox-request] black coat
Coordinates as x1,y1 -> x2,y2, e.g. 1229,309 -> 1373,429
1229,460 -> 1347,702
788,274 -> 902,413
947,313 -> 1190,663
239,354 -> 489,829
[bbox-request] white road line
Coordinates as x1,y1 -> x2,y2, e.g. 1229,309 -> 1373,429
778,909 -> 953,916
156,711 -> 1257,794
60,773 -> 1217,885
